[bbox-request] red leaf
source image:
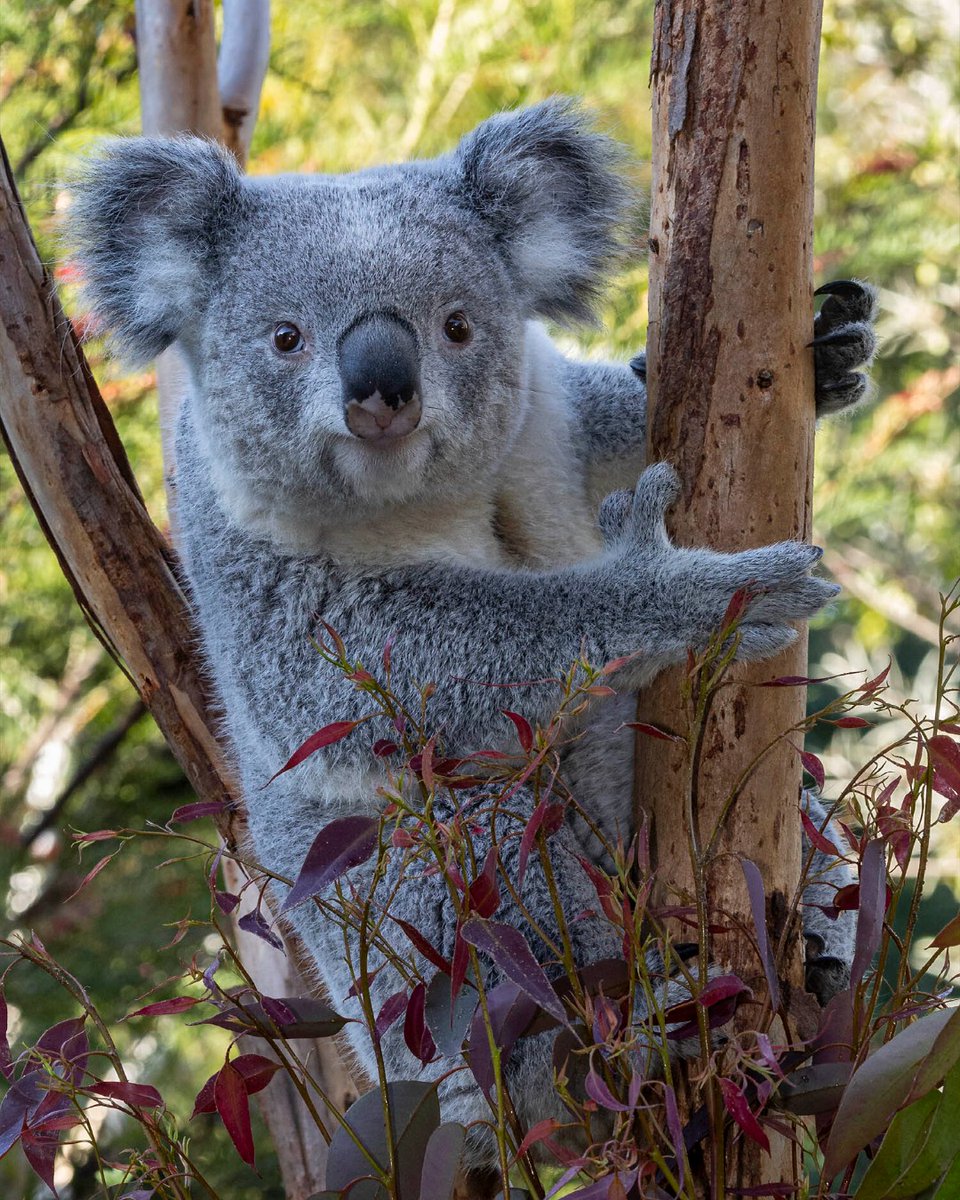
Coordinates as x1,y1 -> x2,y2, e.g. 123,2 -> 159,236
72,829 -> 119,843
624,721 -> 683,743
798,750 -> 825,791
929,734 -> 960,821
64,851 -> 118,902
88,1081 -> 163,1108
192,1054 -> 280,1118
719,1077 -> 770,1152
126,996 -> 200,1019
829,717 -> 872,729
516,1117 -> 562,1159
375,990 -> 408,1039
451,926 -> 469,1002
468,846 -> 500,918
801,810 -> 841,857
282,815 -> 379,911
170,800 -> 226,823
419,737 -> 437,791
759,673 -> 837,687
266,720 -> 362,785
214,1061 -> 256,1166
391,916 -> 451,975
722,586 -> 753,627
930,913 -> 960,949
858,662 -> 891,695
851,838 -> 887,988
518,796 -> 563,887
403,982 -> 436,1065
740,858 -> 780,1008
373,739 -> 399,757
502,710 -> 534,753
21,1122 -> 60,1196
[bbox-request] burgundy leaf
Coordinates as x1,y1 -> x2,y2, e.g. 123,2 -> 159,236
719,1077 -> 770,1152
419,1122 -> 466,1200
858,662 -> 891,695
451,925 -> 469,1002
851,838 -> 886,988
740,858 -> 780,1009
759,673 -> 837,687
373,738 -> 399,757
663,1083 -> 684,1192
516,1116 -> 562,1158
375,989 -> 408,1040
0,993 -> 11,1081
403,982 -> 437,1066
801,810 -> 841,857
467,845 -> 500,918
518,796 -> 563,887
214,1061 -> 255,1166
722,586 -> 753,627
929,734 -> 960,820
261,996 -> 297,1025
282,815 -> 378,912
829,716 -> 872,729
625,720 -> 683,742
192,1054 -> 280,1118
503,709 -> 534,753
215,890 -> 240,914
584,1067 -> 630,1112
190,997 -> 346,1039
170,800 -> 226,823
126,996 -> 201,1020
460,918 -> 566,1022
88,1081 -> 163,1108
467,980 -> 538,1095
798,750 -> 825,791
72,828 -> 119,843
21,1121 -> 60,1196
237,907 -> 285,950
390,916 -> 451,975
266,720 -> 362,785
64,851 -> 118,902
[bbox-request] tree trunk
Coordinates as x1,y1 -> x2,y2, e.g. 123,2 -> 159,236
638,1 -> 822,1191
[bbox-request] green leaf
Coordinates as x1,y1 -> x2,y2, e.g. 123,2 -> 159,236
858,1061 -> 960,1199
822,1007 -> 958,1179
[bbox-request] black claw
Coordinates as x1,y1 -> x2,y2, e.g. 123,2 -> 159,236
814,279 -> 864,298
630,352 -> 647,380
817,373 -> 862,393
808,329 -> 864,349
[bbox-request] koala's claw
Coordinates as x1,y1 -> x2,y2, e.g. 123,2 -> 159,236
629,351 -> 647,381
813,278 -> 878,416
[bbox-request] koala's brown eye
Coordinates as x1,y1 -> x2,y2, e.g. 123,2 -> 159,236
273,322 -> 305,353
443,311 -> 471,344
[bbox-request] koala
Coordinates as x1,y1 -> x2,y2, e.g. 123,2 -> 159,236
67,100 -> 873,1178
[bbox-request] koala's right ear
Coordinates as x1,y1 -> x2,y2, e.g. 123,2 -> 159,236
65,137 -> 242,363
453,98 -> 631,324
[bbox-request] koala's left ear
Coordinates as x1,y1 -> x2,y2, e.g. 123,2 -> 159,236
64,137 -> 243,364
454,98 -> 631,323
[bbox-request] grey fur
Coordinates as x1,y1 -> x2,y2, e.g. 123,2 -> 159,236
66,99 -> 868,1167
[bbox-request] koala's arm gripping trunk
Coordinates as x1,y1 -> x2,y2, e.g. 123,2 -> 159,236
637,1 -> 823,1192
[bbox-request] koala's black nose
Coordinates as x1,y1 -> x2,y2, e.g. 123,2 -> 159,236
338,313 -> 422,440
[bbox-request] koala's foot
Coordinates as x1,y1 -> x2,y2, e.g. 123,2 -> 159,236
812,279 -> 878,416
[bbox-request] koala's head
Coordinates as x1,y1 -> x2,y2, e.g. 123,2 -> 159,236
66,99 -> 630,543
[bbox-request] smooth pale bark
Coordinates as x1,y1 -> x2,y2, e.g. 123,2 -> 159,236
639,2 -> 823,1191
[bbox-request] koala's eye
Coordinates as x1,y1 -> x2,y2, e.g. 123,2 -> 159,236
443,311 -> 471,344
273,322 -> 305,354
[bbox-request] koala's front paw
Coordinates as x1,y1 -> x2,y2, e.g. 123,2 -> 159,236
812,279 -> 878,416
604,464 -> 840,662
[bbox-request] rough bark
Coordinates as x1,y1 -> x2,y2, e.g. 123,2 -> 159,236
638,2 -> 823,1191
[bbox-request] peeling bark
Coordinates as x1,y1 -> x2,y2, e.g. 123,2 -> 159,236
638,2 -> 823,1191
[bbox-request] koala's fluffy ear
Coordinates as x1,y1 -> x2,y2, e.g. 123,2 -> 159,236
455,98 -> 631,323
65,137 -> 242,363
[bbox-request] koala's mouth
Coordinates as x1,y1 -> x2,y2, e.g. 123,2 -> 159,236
345,391 -> 423,443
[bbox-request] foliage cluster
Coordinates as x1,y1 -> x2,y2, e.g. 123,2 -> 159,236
2,594 -> 959,1197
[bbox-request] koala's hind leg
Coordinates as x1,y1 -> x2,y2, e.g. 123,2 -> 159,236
801,790 -> 858,1004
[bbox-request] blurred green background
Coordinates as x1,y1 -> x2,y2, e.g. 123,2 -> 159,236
1,1 -> 957,1195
